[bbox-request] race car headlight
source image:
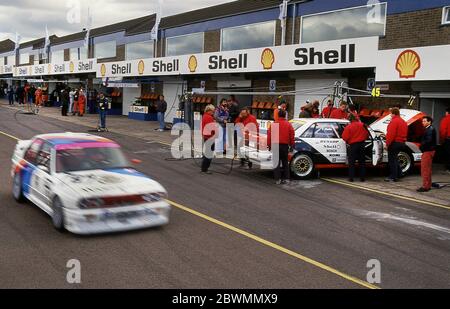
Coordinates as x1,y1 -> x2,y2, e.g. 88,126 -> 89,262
78,198 -> 105,209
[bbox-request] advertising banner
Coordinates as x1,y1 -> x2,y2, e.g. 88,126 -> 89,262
13,59 -> 97,77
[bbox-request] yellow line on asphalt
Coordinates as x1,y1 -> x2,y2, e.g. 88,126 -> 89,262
0,130 -> 19,141
167,199 -> 380,290
0,127 -> 378,289
322,177 -> 450,211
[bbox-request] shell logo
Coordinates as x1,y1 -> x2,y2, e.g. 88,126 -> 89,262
396,50 -> 421,79
100,64 -> 107,77
188,55 -> 198,73
138,60 -> 145,75
69,61 -> 75,73
261,48 -> 275,70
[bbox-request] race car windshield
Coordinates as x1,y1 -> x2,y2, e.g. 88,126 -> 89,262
56,147 -> 130,173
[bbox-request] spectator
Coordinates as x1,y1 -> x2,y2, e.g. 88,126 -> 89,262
417,116 -> 437,192
274,103 -> 289,121
73,89 -> 79,115
8,85 -> 14,105
299,103 -> 313,118
155,95 -> 168,132
439,108 -> 450,172
201,104 -> 217,174
97,93 -> 109,132
385,108 -> 408,182
78,89 -> 86,117
342,113 -> 369,182
268,109 -> 295,185
330,101 -> 349,119
228,95 -> 240,123
60,88 -> 70,116
312,100 -> 320,118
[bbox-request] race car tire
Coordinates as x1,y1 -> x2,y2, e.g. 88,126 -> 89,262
12,172 -> 26,203
51,197 -> 66,232
290,153 -> 315,180
398,151 -> 413,176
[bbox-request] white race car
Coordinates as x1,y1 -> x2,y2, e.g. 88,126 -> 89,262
11,133 -> 171,235
242,109 -> 425,179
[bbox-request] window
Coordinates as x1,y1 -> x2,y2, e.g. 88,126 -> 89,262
314,123 -> 338,139
443,7 -> 450,25
7,55 -> 15,66
125,41 -> 154,60
166,33 -> 203,57
51,50 -> 65,63
221,21 -> 276,51
36,142 -> 52,171
1,57 -> 5,66
301,3 -> 387,43
94,41 -> 117,59
19,53 -> 30,65
301,124 -> 316,138
24,139 -> 44,165
70,46 -> 88,60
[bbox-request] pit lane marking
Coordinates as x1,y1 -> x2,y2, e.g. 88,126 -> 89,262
322,178 -> 450,211
0,130 -> 20,141
167,199 -> 380,290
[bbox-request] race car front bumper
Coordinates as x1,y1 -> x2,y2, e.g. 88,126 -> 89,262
63,201 -> 171,235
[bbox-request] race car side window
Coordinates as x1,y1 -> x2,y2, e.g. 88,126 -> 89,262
24,139 -> 44,166
314,123 -> 338,139
35,142 -> 52,172
301,124 -> 316,138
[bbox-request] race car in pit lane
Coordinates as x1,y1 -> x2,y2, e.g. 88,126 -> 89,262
241,109 -> 426,179
10,133 -> 171,235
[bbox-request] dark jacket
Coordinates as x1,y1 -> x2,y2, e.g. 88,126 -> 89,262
420,125 -> 437,153
156,100 -> 167,113
60,90 -> 70,106
228,102 -> 240,123
98,97 -> 108,110
298,110 -> 312,119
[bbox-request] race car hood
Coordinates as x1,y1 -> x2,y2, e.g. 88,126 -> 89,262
370,109 -> 427,134
55,168 -> 166,199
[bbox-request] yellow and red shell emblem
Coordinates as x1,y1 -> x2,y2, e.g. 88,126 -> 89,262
188,55 -> 198,73
396,50 -> 421,79
100,64 -> 107,77
138,60 -> 145,75
69,61 -> 75,73
261,48 -> 275,70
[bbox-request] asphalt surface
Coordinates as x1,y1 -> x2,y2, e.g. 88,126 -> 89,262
0,106 -> 449,289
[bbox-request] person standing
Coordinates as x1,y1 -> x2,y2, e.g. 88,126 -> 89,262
34,87 -> 42,114
274,103 -> 288,121
268,109 -> 295,185
228,95 -> 240,123
60,88 -> 70,116
439,108 -> 450,172
321,100 -> 336,118
155,95 -> 168,132
417,116 -> 437,192
235,107 -> 259,169
97,93 -> 108,132
214,99 -> 230,153
385,108 -> 408,182
7,85 -> 14,105
201,104 -> 217,174
330,101 -> 349,119
342,114 -> 369,182
68,88 -> 75,115
78,89 -> 86,117
299,103 -> 313,118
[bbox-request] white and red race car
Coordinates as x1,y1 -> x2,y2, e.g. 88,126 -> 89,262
11,133 -> 171,235
242,109 -> 426,179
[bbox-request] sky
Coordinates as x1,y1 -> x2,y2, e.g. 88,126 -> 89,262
0,0 -> 235,42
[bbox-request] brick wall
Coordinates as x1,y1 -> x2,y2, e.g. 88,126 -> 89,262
380,8 -> 450,50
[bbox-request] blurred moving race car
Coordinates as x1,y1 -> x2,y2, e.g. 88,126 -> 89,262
11,133 -> 171,235
242,109 -> 426,179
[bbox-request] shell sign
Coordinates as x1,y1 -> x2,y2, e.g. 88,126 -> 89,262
188,55 -> 198,73
396,50 -> 421,79
138,60 -> 145,75
261,48 -> 275,70
100,64 -> 107,77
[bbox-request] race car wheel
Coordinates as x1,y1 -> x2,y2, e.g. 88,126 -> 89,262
291,153 -> 315,179
12,173 -> 25,203
52,197 -> 66,232
398,151 -> 413,176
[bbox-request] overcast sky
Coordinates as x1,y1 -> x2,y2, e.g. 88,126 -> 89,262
0,0 -> 235,42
